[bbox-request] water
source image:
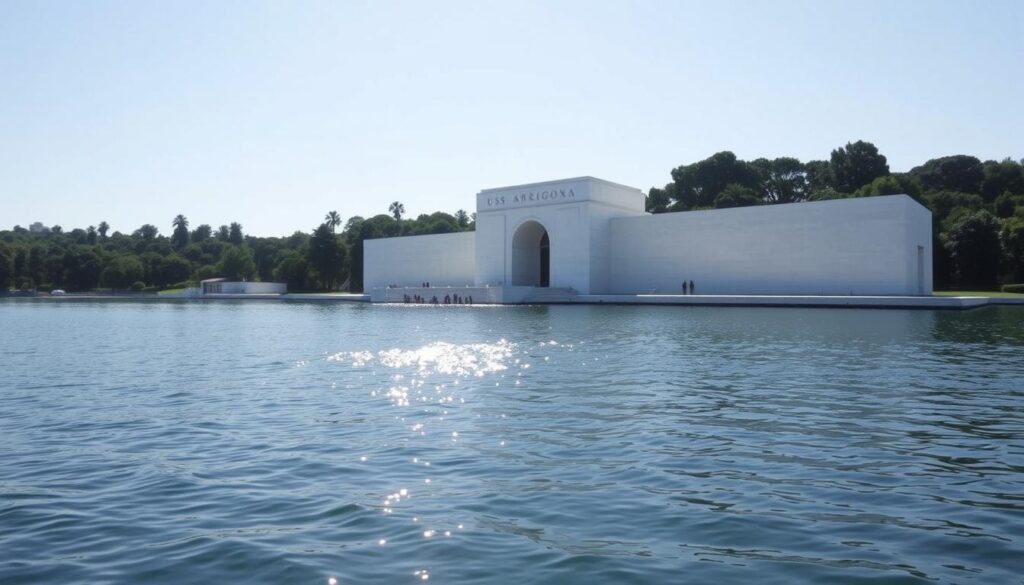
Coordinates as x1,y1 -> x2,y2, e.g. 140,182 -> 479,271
1,300 -> 1023,584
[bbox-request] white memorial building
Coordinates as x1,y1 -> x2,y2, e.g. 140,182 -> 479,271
364,176 -> 932,303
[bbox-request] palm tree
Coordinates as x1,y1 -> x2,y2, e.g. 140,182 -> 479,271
171,214 -> 190,249
324,210 -> 342,233
389,201 -> 405,221
97,221 -> 110,239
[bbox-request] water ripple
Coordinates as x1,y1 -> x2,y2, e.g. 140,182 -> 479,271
1,302 -> 1023,583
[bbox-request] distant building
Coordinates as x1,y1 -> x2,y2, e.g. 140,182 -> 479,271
364,176 -> 933,302
29,222 -> 50,234
199,278 -> 287,295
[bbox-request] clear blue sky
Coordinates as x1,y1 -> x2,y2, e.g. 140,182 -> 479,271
1,0 -> 1021,237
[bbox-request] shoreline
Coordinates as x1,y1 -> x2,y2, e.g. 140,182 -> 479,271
4,292 -> 1023,310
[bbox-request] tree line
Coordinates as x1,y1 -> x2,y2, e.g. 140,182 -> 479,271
647,141 -> 1024,288
2,141 -> 1022,293
0,203 -> 473,293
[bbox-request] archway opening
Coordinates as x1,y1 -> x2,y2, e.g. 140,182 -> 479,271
511,221 -> 550,287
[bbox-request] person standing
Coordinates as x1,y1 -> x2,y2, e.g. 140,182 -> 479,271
689,280 -> 695,295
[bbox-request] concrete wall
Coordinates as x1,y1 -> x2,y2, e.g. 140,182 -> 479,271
204,281 -> 286,294
608,195 -> 932,296
364,231 -> 476,290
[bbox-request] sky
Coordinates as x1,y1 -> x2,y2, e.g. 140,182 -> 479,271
1,0 -> 1022,237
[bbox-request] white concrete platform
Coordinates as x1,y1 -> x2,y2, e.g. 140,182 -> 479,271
362,285 -> 1024,310
568,294 -> 992,310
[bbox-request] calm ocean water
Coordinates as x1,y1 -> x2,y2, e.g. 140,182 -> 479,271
1,300 -> 1022,584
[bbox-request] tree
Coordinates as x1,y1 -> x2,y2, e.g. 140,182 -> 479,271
325,211 -> 342,233
805,159 -> 834,194
922,191 -> 983,222
97,221 -> 109,239
86,225 -> 97,245
100,255 -> 145,289
455,209 -> 470,228
63,246 -> 102,291
217,225 -> 230,241
51,225 -> 63,234
0,244 -> 13,291
714,183 -> 762,208
646,186 -> 672,213
853,173 -> 923,202
908,155 -> 983,194
218,245 -> 256,280
228,222 -> 244,245
161,254 -> 192,285
1001,216 -> 1024,283
751,157 -> 807,204
307,223 -> 346,290
192,224 -> 212,243
273,250 -> 312,291
944,210 -> 1002,288
830,140 -> 889,193
389,201 -> 405,221
668,151 -> 761,209
980,159 -> 1024,202
134,224 -> 159,240
171,214 -> 190,249
994,192 -> 1024,218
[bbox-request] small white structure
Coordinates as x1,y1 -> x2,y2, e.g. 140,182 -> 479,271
364,176 -> 933,302
200,278 -> 287,295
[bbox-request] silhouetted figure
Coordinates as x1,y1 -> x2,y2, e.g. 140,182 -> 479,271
689,280 -> 695,295
468,296 -> 473,305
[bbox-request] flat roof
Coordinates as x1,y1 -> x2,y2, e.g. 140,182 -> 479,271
477,176 -> 642,194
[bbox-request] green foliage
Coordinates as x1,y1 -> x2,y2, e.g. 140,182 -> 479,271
646,186 -> 671,213
228,222 -> 244,246
714,184 -> 762,208
171,214 -> 190,249
993,192 -> 1024,218
192,224 -> 212,242
0,243 -> 13,290
273,250 -> 312,291
308,223 -> 347,290
669,151 -> 761,209
830,140 -> 889,193
1001,283 -> 1024,293
217,245 -> 256,281
908,155 -> 983,194
750,157 -> 808,204
804,160 -> 834,193
853,173 -> 922,201
943,210 -> 1002,288
922,191 -> 983,222
1001,216 -> 1024,282
101,256 -> 145,289
389,201 -> 405,221
133,224 -> 159,240
324,211 -> 342,233
980,159 -> 1024,202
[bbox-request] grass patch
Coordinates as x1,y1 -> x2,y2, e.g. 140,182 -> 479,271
157,288 -> 186,296
934,290 -> 1024,298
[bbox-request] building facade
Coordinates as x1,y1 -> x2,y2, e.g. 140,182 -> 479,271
364,176 -> 933,300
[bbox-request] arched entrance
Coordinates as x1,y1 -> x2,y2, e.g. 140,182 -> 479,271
511,220 -> 550,287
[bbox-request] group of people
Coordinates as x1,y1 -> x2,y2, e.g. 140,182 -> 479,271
402,292 -> 473,305
681,280 -> 696,295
